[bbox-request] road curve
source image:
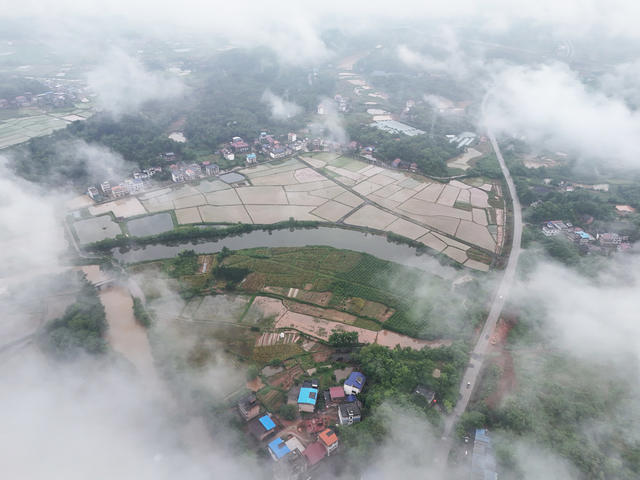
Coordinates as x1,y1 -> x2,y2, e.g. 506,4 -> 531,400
438,118 -> 523,459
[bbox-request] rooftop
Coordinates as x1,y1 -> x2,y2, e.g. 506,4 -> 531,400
345,372 -> 366,389
329,386 -> 345,400
259,415 -> 276,431
319,428 -> 338,446
370,120 -> 426,136
268,438 -> 291,460
303,442 -> 326,466
298,387 -> 318,405
339,403 -> 361,418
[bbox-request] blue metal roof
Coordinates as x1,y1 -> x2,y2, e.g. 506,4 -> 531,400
345,394 -> 357,403
298,387 -> 318,405
259,415 -> 276,431
345,372 -> 366,389
268,438 -> 291,459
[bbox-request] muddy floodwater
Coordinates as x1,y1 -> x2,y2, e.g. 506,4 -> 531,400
81,266 -> 162,392
111,226 -> 455,278
81,265 -> 216,453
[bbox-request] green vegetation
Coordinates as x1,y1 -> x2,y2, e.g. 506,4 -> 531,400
132,297 -> 152,327
252,344 -> 304,365
40,275 -> 107,358
346,124 -> 458,177
328,330 -> 359,347
527,190 -> 615,224
0,75 -> 47,99
7,48 -> 335,187
339,343 -> 468,462
165,249 -> 198,277
246,364 -> 259,381
213,265 -> 251,289
474,352 -> 640,480
356,343 -> 468,412
279,404 -> 298,420
223,246 -> 484,340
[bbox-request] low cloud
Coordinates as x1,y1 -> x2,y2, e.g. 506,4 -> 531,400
599,60 -> 640,108
87,50 -> 184,117
0,156 -> 68,281
310,97 -> 348,144
513,252 -> 640,362
0,347 -> 260,480
261,89 -> 303,120
55,139 -> 135,184
483,62 -> 640,168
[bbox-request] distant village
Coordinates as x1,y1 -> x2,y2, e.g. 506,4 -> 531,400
86,124 -> 480,204
0,78 -> 88,110
540,219 -> 632,253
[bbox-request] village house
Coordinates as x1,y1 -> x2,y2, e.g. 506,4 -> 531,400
328,386 -> 345,405
288,132 -> 297,143
203,162 -> 220,176
246,153 -> 257,165
222,148 -> 235,161
542,220 -> 568,237
302,442 -> 326,467
318,428 -> 339,455
111,185 -> 127,198
343,372 -> 366,395
87,186 -> 100,200
572,230 -> 594,245
268,437 -> 292,461
124,178 -> 144,194
238,393 -> 260,421
269,145 -> 287,159
297,387 -> 318,413
231,136 -> 250,153
170,166 -> 185,183
414,385 -> 436,405
248,414 -> 277,441
338,403 -> 361,426
100,181 -> 112,196
599,232 -> 622,247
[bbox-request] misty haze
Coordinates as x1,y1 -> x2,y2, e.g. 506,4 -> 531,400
2,1 -> 640,479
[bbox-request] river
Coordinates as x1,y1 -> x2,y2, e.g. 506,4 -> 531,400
111,227 -> 456,278
81,265 -> 216,454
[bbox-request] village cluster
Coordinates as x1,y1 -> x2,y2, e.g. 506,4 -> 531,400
84,130 -> 375,204
237,371 -> 368,479
0,77 -> 87,110
541,220 -> 632,253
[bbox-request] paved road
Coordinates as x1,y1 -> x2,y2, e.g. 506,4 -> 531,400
438,117 -> 523,461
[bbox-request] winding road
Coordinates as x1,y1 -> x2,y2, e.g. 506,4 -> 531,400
438,113 -> 523,461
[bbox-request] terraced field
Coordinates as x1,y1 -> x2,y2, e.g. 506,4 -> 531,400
75,155 -> 505,269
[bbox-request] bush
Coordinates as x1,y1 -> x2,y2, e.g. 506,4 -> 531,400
279,404 -> 298,421
246,364 -> 260,381
329,330 -> 359,347
132,297 -> 152,327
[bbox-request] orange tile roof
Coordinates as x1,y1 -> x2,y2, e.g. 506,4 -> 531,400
319,428 -> 338,446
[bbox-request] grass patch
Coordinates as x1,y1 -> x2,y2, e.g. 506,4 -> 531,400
454,201 -> 473,211
252,344 -> 304,365
466,248 -> 493,264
